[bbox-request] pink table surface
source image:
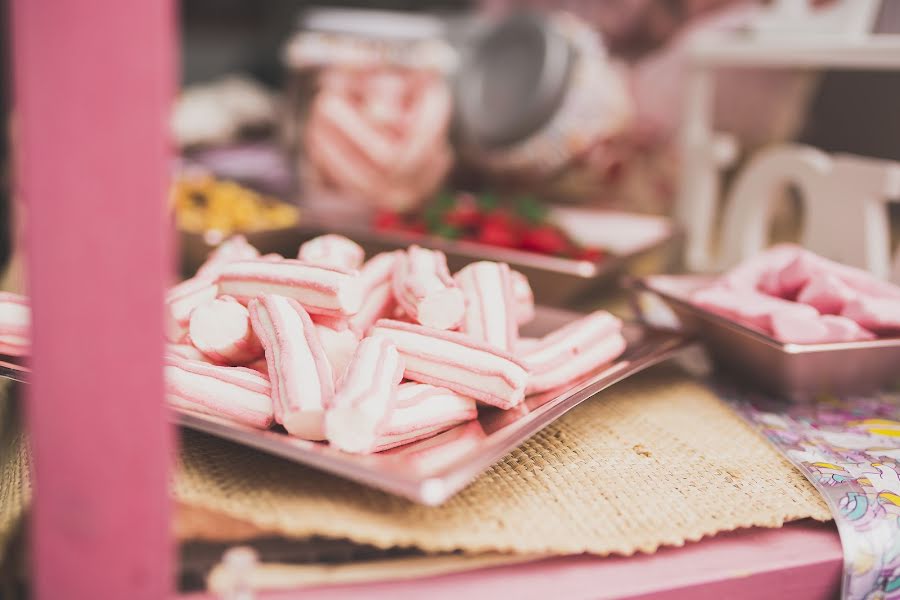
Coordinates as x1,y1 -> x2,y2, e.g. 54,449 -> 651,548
185,520 -> 842,599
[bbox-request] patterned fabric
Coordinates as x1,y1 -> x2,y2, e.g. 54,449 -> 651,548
733,385 -> 900,599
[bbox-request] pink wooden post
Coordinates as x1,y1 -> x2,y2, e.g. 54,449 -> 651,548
11,1 -> 176,598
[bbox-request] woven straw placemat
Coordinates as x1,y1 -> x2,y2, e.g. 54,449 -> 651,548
174,365 -> 830,556
0,383 -> 29,564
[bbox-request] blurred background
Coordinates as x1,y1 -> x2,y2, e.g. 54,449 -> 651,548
2,0 -> 900,278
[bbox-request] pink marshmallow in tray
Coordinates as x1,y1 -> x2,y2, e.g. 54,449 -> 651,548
166,343 -> 211,363
510,270 -> 535,326
842,296 -> 900,335
392,245 -> 465,330
218,258 -> 363,317
165,276 -> 218,343
795,273 -> 858,315
455,261 -> 518,351
769,312 -> 875,344
249,294 -> 334,440
0,292 -> 30,357
371,319 -> 529,410
314,251 -> 401,339
694,245 -> 900,343
324,336 -> 405,454
777,251 -> 900,301
188,296 -> 263,366
164,357 -> 273,429
196,235 -> 260,278
718,244 -> 804,295
246,358 -> 269,376
297,234 -> 365,271
521,311 -> 626,395
315,322 -> 359,384
691,286 -> 819,335
372,382 -> 478,452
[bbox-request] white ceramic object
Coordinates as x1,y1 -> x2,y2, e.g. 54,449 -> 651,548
752,0 -> 882,38
717,144 -> 900,282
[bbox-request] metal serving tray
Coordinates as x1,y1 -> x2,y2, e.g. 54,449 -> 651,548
2,306 -> 689,505
630,274 -> 900,401
181,208 -> 679,306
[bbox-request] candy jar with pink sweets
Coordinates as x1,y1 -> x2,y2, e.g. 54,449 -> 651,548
283,8 -> 458,221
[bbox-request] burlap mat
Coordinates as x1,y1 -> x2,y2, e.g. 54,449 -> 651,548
0,383 -> 29,564
174,365 -> 830,556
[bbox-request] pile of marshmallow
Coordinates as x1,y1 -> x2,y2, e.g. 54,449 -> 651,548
691,244 -> 900,344
165,234 -> 626,454
0,293 -> 29,358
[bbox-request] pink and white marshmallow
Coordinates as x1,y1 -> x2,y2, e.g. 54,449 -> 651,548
371,319 -> 529,409
165,357 -> 273,429
691,286 -> 819,336
196,235 -> 261,278
521,311 -> 626,395
249,294 -> 334,440
392,246 -> 465,330
841,296 -> 900,335
188,296 -> 263,365
314,251 -> 401,338
510,270 -> 535,326
298,234 -> 365,271
165,277 -> 218,343
0,292 -> 30,357
315,322 -> 360,383
219,259 -> 363,317
455,261 -> 518,351
373,382 -> 478,452
768,312 -> 876,344
324,337 -> 405,454
166,343 -> 211,363
776,250 -> 900,301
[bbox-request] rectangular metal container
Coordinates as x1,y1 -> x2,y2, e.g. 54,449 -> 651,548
630,275 -> 900,401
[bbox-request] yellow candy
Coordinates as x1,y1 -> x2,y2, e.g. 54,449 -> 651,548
171,176 -> 300,234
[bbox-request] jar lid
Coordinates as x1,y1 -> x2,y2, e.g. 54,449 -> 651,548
300,7 -> 447,41
454,12 -> 574,150
285,8 -> 457,72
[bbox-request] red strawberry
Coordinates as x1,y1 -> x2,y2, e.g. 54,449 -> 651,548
478,220 -> 519,248
401,221 -> 427,235
445,203 -> 482,229
520,225 -> 569,255
374,210 -> 402,231
573,246 -> 605,262
480,209 -> 519,231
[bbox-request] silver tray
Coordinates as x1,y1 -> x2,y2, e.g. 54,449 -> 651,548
630,274 -> 900,401
2,306 -> 689,505
181,208 -> 680,306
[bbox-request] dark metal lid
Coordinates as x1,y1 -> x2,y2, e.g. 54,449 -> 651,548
454,12 -> 574,150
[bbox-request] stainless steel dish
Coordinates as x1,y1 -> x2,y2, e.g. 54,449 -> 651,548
180,208 -> 679,307
630,274 -> 900,401
2,306 -> 689,505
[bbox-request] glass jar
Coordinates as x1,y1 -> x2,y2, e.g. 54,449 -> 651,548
283,8 -> 458,221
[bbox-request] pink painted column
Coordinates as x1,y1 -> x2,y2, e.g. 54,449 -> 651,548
11,1 -> 176,598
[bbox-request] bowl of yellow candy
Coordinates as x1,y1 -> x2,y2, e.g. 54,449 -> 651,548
173,174 -> 300,235
174,174 -> 303,275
